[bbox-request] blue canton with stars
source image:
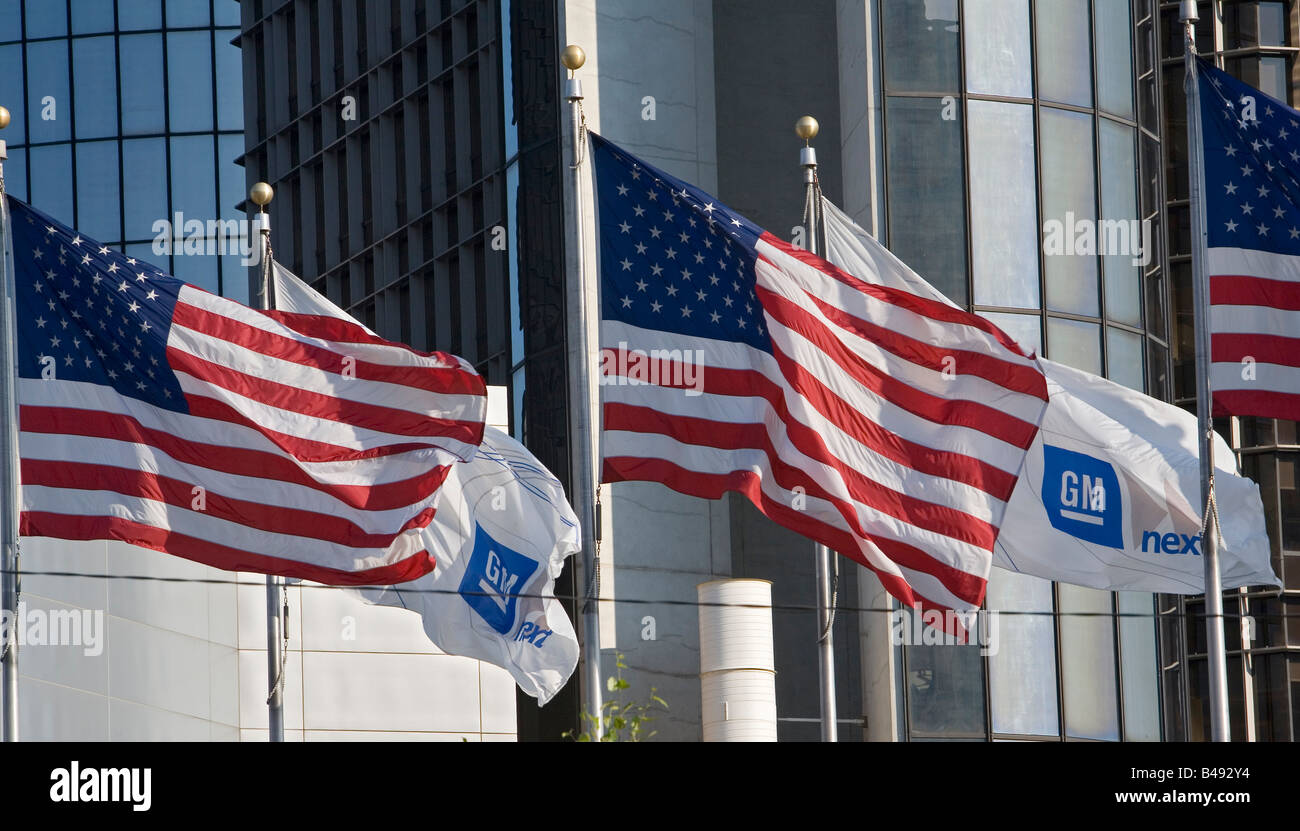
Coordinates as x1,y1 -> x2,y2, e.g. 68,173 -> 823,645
591,133 -> 772,353
8,196 -> 189,412
1199,57 -> 1300,253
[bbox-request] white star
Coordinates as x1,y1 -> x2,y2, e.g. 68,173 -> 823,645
107,262 -> 117,273
1258,185 -> 1270,197
145,289 -> 158,301
723,295 -> 734,307
107,369 -> 118,380
665,285 -> 678,297
633,205 -> 645,217
1257,222 -> 1270,235
118,280 -> 129,292
35,317 -> 46,328
1225,145 -> 1238,157
649,226 -> 662,239
98,246 -> 109,255
49,336 -> 61,348
647,190 -> 658,202
1290,228 -> 1300,239
1242,203 -> 1254,215
680,268 -> 692,280
128,300 -> 140,313
709,274 -> 720,285
635,242 -> 648,255
680,306 -> 692,318
70,236 -> 82,246
620,258 -> 633,271
620,296 -> 633,308
139,320 -> 151,332
1242,165 -> 1253,176
703,203 -> 715,213
694,252 -> 705,264
127,258 -> 137,266
1224,182 -> 1238,195
695,289 -> 707,301
650,264 -> 663,276
737,318 -> 747,329
665,247 -> 677,260
650,300 -> 662,313
663,210 -> 674,222
634,279 -> 648,292
618,221 -> 631,234
709,311 -> 721,324
617,184 -> 629,196
1274,205 -> 1285,218
730,218 -> 741,227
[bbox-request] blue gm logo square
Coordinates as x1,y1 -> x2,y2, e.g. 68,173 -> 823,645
1041,445 -> 1123,549
458,523 -> 540,635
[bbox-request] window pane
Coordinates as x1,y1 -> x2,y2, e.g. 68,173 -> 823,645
1100,120 -> 1142,326
1058,583 -> 1120,740
168,31 -> 213,133
5,146 -> 27,201
970,100 -> 1039,308
882,0 -> 960,93
215,0 -> 241,27
29,144 -> 73,225
979,311 -> 1042,357
24,0 -> 67,39
170,135 -> 216,220
26,40 -> 70,143
0,0 -> 20,43
71,0 -> 116,34
1118,592 -> 1160,741
75,140 -> 120,243
122,138 -> 169,241
1047,316 -> 1102,374
964,0 -> 1031,97
1041,107 -> 1098,316
987,569 -> 1059,736
219,134 -> 245,223
1259,2 -> 1287,46
905,635 -> 986,735
121,35 -> 166,135
1095,0 -> 1135,118
73,36 -> 118,139
1106,326 -> 1144,391
216,34 -> 245,131
119,0 -> 163,31
1036,0 -> 1093,106
0,44 -> 25,144
167,0 -> 211,27
885,96 -> 967,305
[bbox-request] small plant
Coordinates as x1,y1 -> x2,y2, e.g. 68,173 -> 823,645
565,652 -> 668,742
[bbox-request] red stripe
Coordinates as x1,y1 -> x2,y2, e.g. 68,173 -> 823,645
790,285 -> 1048,399
759,232 -> 1039,361
261,308 -> 464,363
20,405 -> 450,511
602,346 -> 1017,499
184,394 -> 452,463
602,454 -> 986,608
1212,388 -> 1300,422
22,458 -> 436,549
167,346 -> 484,443
604,398 -> 998,551
1210,273 -> 1300,311
1211,332 -> 1300,369
20,512 -> 436,586
174,301 -> 486,397
760,289 -> 1041,449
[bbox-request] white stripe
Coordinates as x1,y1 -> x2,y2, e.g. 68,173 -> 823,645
19,430 -> 433,534
1206,246 -> 1300,284
22,486 -> 428,571
1210,303 -> 1300,335
19,378 -> 451,484
1210,361 -> 1300,393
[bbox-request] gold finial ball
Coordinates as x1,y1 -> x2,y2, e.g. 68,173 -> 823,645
795,116 -> 819,142
249,182 -> 274,207
0,107 -> 10,130
561,44 -> 586,71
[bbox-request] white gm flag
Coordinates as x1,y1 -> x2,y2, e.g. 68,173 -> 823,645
274,265 -> 580,703
822,198 -> 1279,594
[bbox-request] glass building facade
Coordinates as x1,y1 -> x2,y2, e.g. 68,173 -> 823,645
1160,0 -> 1300,741
0,0 -> 247,302
877,0 -> 1167,741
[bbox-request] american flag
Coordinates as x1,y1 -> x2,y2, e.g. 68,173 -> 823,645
7,195 -> 486,585
1198,58 -> 1300,421
590,134 -> 1050,614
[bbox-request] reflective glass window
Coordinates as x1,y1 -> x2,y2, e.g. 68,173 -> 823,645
218,134 -> 245,222
215,1 -> 241,27
121,35 -> 166,135
1058,583 -> 1120,741
882,0 -> 960,93
119,0 -> 163,31
0,44 -> 25,144
964,0 -> 1031,97
5,146 -> 27,201
1047,316 -> 1102,374
1118,591 -> 1161,741
216,34 -> 244,131
171,246 -> 218,294
1106,326 -> 1145,391
1095,0 -> 1135,119
0,0 -> 20,43
29,143 -> 74,225
71,0 -> 116,34
169,134 -> 216,220
905,638 -> 986,735
167,0 -> 211,28
75,140 -> 120,243
26,40 -> 70,143
122,138 -> 169,241
73,37 -> 118,139
885,95 -> 967,306
987,569 -> 1059,736
979,311 -> 1042,357
1100,119 -> 1142,326
168,31 -> 213,133
24,0 -> 67,39
1041,107 -> 1099,316
1036,0 -> 1093,106
970,100 -> 1038,308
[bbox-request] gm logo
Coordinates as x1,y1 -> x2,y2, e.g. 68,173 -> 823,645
1041,445 -> 1123,549
458,523 -> 539,635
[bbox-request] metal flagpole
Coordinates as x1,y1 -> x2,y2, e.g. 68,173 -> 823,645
0,105 -> 20,742
250,182 -> 286,742
1181,1 -> 1231,742
561,44 -> 603,735
797,116 -> 838,742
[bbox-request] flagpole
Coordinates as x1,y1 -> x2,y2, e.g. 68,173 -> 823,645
561,44 -> 604,735
1182,1 -> 1231,742
797,116 -> 838,742
250,182 -> 286,743
0,105 -> 20,742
